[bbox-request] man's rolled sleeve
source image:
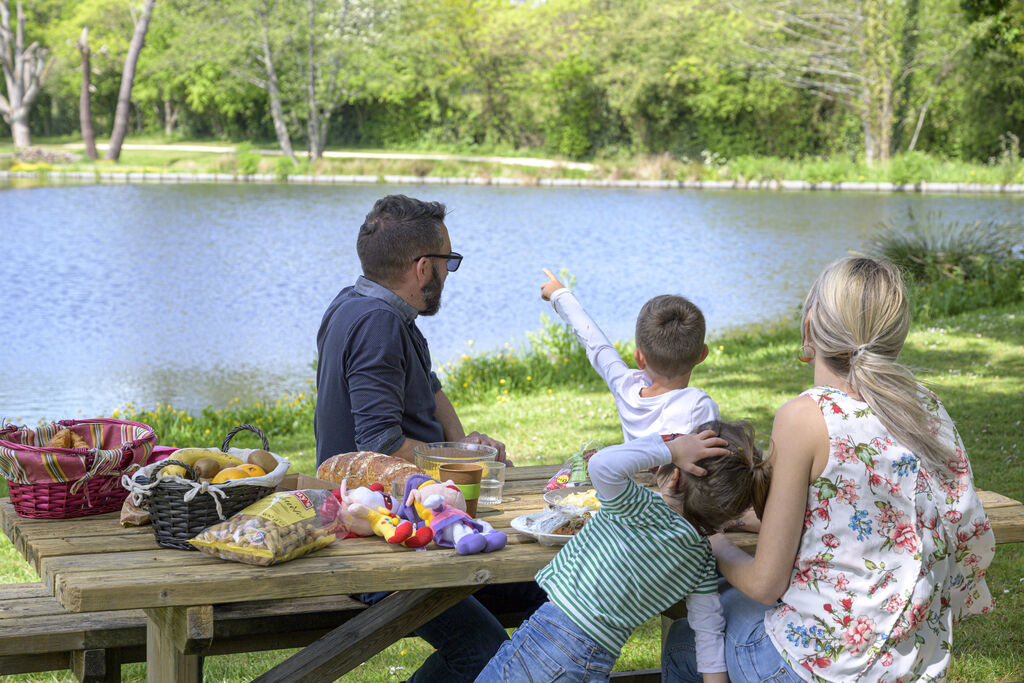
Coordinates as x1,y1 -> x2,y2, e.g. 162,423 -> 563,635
429,370 -> 442,394
345,311 -> 409,455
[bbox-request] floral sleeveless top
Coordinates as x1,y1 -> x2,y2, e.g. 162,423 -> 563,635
764,386 -> 995,683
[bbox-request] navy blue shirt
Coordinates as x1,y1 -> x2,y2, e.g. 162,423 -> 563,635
314,276 -> 444,466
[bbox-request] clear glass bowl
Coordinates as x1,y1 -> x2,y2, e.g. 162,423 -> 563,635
412,442 -> 497,480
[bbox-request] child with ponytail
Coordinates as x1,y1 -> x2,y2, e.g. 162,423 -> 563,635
476,421 -> 771,683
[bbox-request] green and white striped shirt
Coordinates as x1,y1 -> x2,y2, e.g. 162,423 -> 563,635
536,450 -> 718,657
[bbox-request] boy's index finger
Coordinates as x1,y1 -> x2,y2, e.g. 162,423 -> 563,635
542,268 -> 558,282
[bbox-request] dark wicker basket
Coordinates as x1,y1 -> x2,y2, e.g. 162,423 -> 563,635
134,425 -> 277,550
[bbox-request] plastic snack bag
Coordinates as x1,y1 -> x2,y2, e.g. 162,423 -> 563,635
546,443 -> 599,491
190,489 -> 345,566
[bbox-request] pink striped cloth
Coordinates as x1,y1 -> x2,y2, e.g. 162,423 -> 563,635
0,418 -> 157,490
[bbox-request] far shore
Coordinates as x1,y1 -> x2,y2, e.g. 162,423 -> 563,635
3,169 -> 1022,195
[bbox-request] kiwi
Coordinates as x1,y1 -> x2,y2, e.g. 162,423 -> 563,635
192,457 -> 223,480
247,449 -> 277,473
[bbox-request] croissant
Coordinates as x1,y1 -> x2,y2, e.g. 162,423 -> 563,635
316,451 -> 425,491
44,428 -> 89,450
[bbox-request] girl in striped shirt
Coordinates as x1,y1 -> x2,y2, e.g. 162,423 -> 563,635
476,421 -> 771,683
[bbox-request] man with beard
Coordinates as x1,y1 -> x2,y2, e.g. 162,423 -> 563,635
315,193 -> 506,466
314,195 -> 542,681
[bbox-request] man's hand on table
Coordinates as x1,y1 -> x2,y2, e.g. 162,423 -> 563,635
462,431 -> 513,466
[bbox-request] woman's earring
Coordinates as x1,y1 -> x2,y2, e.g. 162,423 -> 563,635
798,345 -> 816,363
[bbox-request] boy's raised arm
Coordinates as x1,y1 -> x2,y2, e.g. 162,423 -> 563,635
539,268 -> 631,396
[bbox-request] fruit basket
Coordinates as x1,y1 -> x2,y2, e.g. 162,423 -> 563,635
123,424 -> 290,550
0,418 -> 157,519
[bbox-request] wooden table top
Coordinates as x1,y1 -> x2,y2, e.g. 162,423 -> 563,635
2,464 -> 1017,616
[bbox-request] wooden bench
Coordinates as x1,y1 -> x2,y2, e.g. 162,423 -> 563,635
0,583 -> 372,682
0,581 -> 539,682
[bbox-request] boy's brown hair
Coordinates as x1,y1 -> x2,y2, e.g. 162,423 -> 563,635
658,420 -> 771,537
635,295 -> 706,378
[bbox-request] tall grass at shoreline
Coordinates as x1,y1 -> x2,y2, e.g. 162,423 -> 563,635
3,139 -> 1024,186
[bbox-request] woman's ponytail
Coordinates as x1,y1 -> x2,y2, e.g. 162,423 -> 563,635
805,257 -> 952,472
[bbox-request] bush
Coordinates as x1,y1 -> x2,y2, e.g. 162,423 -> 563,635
888,151 -> 932,185
236,142 -> 261,176
275,156 -> 296,180
869,212 -> 1024,320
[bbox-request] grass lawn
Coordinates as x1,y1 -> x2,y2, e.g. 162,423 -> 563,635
1,304 -> 1022,681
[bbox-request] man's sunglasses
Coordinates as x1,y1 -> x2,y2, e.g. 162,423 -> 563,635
413,252 -> 463,272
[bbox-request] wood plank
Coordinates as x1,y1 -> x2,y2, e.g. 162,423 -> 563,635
146,607 -> 201,683
0,611 -> 146,654
144,605 -> 213,655
54,543 -> 557,612
0,651 -> 72,676
978,490 -> 1021,509
0,581 -> 50,598
989,504 -> 1024,544
71,647 -> 121,683
252,585 -> 480,683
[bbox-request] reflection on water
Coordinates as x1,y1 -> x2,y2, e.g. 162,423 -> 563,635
0,182 -> 1019,423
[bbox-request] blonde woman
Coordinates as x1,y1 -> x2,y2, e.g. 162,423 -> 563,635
663,257 -> 995,683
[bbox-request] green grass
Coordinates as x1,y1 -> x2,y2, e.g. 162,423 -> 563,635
1,304 -> 1022,681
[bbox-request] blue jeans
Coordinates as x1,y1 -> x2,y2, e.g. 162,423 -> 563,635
662,587 -> 802,683
355,582 -> 547,683
475,602 -> 616,682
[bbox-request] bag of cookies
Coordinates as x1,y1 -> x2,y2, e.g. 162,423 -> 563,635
189,489 -> 345,565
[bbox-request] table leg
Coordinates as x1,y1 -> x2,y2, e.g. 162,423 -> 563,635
252,585 -> 480,683
143,605 -> 213,683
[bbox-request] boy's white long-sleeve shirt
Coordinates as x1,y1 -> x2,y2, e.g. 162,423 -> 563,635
549,288 -> 720,440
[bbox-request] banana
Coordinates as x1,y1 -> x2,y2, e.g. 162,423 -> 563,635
171,448 -> 244,468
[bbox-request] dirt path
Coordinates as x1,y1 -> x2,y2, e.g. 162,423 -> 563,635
58,142 -> 597,171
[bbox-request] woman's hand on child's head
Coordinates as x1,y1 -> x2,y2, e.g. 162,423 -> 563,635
666,430 -> 729,476
540,268 -> 566,301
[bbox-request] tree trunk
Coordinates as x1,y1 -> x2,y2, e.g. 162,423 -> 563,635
163,99 -> 178,135
106,0 -> 156,161
78,27 -> 97,160
258,20 -> 295,160
305,0 -> 321,160
0,0 -> 50,149
9,114 -> 29,147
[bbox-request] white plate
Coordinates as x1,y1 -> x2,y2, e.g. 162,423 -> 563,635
510,512 -> 577,546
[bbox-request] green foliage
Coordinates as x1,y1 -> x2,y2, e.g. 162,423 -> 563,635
541,57 -> 608,160
888,151 -> 933,185
869,212 -> 1024,319
274,156 -> 296,180
235,142 -> 260,175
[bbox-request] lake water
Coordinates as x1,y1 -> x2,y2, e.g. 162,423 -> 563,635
1,181 -> 1020,424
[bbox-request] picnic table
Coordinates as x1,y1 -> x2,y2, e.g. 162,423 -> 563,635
1,464 -> 1021,682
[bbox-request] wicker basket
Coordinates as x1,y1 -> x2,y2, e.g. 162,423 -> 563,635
124,424 -> 290,550
1,419 -> 157,519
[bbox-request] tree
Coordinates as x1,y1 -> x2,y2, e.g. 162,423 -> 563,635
0,0 -> 52,148
730,0 -> 905,163
106,0 -> 155,161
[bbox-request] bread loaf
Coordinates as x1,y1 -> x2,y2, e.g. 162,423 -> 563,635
316,451 -> 425,490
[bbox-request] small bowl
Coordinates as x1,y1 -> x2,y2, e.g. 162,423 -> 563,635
412,442 -> 497,480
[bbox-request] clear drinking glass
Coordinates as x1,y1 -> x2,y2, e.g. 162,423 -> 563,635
478,460 -> 506,506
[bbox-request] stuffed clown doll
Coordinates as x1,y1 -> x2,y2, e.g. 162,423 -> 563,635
344,482 -> 433,548
399,473 -> 466,524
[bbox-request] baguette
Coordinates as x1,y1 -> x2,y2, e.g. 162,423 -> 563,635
316,451 -> 425,491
